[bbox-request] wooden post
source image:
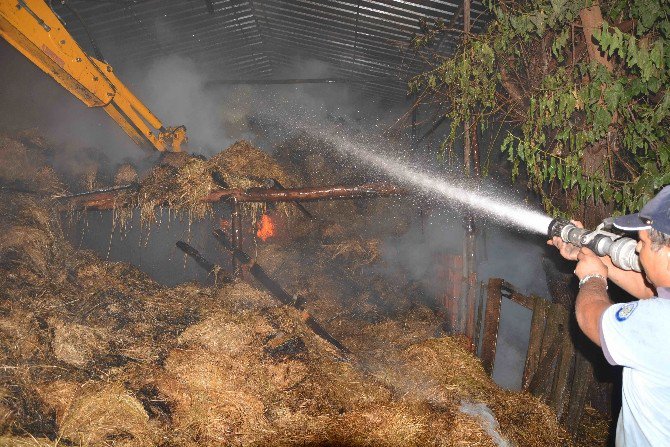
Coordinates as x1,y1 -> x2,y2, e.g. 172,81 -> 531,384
522,296 -> 550,390
230,198 -> 242,277
472,119 -> 480,177
461,217 -> 476,335
481,278 -> 503,375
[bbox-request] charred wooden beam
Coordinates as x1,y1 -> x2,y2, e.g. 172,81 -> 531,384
176,240 -> 215,272
206,183 -> 406,203
61,182 -> 406,211
214,229 -> 295,306
213,229 -> 350,354
264,178 -> 314,219
54,183 -> 138,200
481,278 -> 503,375
175,240 -> 231,283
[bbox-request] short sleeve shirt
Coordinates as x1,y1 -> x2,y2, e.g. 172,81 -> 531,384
600,287 -> 670,446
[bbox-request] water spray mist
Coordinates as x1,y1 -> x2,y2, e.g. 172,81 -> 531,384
323,133 -> 553,234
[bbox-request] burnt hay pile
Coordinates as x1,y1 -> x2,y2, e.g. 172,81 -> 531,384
0,133 -> 595,446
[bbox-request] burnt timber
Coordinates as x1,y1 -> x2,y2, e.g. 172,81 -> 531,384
61,183 -> 406,211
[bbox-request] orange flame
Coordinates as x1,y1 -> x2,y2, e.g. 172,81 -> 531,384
256,214 -> 275,241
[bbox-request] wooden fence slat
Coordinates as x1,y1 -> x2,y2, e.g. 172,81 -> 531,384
522,296 -> 550,390
564,350 -> 593,433
473,281 -> 485,354
465,272 -> 478,346
502,280 -> 536,309
549,307 -> 574,419
540,303 -> 562,364
529,303 -> 563,398
481,278 -> 503,375
527,336 -> 561,396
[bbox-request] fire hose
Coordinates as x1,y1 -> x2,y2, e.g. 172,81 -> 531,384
548,218 -> 641,272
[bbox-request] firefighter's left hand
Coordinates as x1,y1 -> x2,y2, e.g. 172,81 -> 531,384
547,220 -> 583,261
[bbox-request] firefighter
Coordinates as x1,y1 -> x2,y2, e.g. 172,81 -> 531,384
549,186 -> 670,446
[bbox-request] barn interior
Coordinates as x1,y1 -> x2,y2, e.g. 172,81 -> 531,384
0,1 -> 627,446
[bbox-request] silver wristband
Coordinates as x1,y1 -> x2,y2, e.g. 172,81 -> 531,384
578,274 -> 608,290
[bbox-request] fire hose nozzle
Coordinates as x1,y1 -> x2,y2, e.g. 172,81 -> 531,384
548,218 -> 641,272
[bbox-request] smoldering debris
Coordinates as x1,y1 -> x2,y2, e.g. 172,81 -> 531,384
0,132 -> 606,446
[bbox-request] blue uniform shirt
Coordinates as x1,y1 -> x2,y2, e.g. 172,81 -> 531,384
600,287 -> 670,446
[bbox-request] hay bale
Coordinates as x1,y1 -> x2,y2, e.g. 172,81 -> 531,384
178,313 -> 274,357
210,140 -> 298,189
0,310 -> 45,362
158,348 -> 271,446
56,383 -> 152,446
0,226 -> 54,275
0,135 -> 66,196
0,436 -> 55,447
0,193 -> 66,278
50,320 -> 111,367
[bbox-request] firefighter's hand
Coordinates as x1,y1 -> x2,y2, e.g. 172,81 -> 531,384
575,247 -> 608,280
547,220 -> 583,261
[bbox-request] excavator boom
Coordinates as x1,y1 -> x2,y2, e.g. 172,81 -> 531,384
0,0 -> 186,152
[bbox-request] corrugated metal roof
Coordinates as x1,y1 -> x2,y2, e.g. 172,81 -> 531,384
53,0 -> 490,105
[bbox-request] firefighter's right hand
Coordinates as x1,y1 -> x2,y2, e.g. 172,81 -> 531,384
547,220 -> 583,261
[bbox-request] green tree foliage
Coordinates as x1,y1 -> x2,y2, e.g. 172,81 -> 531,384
409,0 -> 670,217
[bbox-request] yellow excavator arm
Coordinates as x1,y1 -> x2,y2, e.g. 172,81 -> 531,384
0,0 -> 186,152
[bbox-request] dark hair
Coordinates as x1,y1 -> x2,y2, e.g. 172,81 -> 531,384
649,228 -> 670,251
